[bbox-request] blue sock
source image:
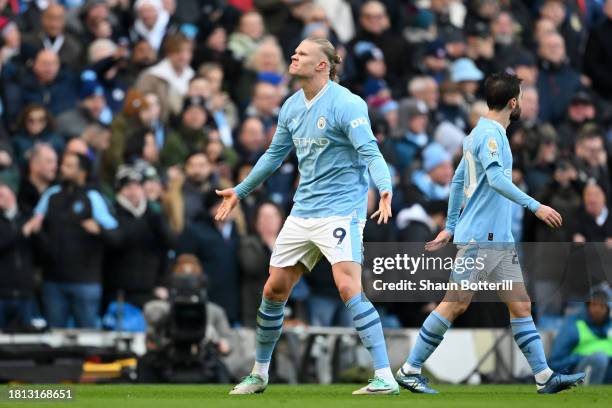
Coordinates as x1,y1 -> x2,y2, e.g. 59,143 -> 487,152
511,316 -> 549,375
406,311 -> 451,369
345,293 -> 389,370
255,297 -> 286,363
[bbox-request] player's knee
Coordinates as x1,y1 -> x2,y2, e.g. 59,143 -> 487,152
263,280 -> 290,301
336,283 -> 359,303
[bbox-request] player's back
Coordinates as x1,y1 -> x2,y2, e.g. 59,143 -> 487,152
453,117 -> 514,243
281,81 -> 374,220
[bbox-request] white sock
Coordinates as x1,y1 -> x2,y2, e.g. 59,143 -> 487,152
374,367 -> 395,383
251,361 -> 270,379
535,368 -> 554,387
401,362 -> 421,375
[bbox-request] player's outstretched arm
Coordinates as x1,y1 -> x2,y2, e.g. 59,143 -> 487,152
534,204 -> 563,229
425,229 -> 452,252
230,117 -> 294,207
370,190 -> 392,224
444,157 -> 465,237
214,188 -> 239,221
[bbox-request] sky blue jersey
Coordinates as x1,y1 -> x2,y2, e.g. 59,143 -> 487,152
234,80 -> 392,220
446,117 -> 540,243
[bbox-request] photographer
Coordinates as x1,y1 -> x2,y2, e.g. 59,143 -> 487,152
141,254 -> 232,383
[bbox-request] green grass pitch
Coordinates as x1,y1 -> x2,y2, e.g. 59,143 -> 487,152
2,384 -> 611,408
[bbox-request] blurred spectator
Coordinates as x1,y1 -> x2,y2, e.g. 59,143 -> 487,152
55,80 -> 111,139
103,90 -> 164,184
390,99 -> 430,176
574,129 -> 611,198
130,0 -> 172,53
83,38 -> 130,114
572,182 -> 611,242
22,4 -> 83,70
177,151 -> 219,229
464,21 -> 496,77
0,21 -> 24,66
236,116 -> 267,163
238,201 -> 284,327
236,37 -> 286,107
550,290 -> 612,384
524,159 -> 582,242
192,26 -> 242,88
417,40 -> 448,85
348,0 -> 415,97
408,75 -> 439,113
536,32 -> 581,124
244,81 -> 281,134
557,90 -> 598,155
136,33 -> 194,121
524,129 -> 558,193
177,190 -> 243,324
0,182 -> 37,330
17,144 -> 58,217
160,95 -> 211,168
405,142 -> 454,205
539,0 -> 584,70
31,152 -> 119,328
450,57 -> 484,104
396,200 -> 447,243
123,127 -> 160,167
433,121 -> 465,159
103,164 -> 175,310
80,123 -> 112,179
584,0 -> 612,101
228,11 -> 265,63
435,80 -> 469,132
123,39 -> 157,84
511,52 -> 538,87
491,10 -> 528,72
12,104 -> 64,168
199,62 -> 240,140
5,49 -> 78,119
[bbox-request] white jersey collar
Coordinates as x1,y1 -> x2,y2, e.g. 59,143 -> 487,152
303,81 -> 331,110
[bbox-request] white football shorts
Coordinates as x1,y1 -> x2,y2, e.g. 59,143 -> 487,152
270,214 -> 366,271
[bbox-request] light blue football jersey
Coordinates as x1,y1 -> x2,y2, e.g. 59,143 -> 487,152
234,80 -> 391,220
453,117 -> 515,243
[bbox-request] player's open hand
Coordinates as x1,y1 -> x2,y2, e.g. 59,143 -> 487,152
214,188 -> 239,221
535,205 -> 563,228
425,230 -> 451,252
370,191 -> 392,224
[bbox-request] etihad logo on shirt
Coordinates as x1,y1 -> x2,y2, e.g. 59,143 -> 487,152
294,137 -> 330,148
350,117 -> 368,128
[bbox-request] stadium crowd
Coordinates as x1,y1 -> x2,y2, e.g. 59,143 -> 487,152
0,0 -> 610,334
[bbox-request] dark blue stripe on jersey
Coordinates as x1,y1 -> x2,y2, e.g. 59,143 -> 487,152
519,335 -> 541,349
419,332 -> 441,348
257,310 -> 284,321
256,323 -> 283,331
355,317 -> 381,332
353,307 -> 376,321
513,330 -> 538,341
421,327 -> 444,341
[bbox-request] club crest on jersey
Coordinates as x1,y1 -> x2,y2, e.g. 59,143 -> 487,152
487,137 -> 498,157
317,116 -> 326,129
